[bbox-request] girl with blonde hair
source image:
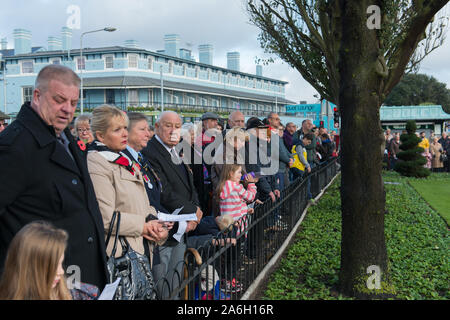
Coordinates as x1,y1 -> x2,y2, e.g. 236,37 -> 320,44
0,221 -> 72,300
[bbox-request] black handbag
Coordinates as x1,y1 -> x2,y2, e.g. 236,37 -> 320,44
105,211 -> 156,300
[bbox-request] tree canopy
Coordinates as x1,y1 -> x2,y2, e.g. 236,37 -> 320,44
246,0 -> 449,105
384,73 -> 450,113
246,0 -> 449,299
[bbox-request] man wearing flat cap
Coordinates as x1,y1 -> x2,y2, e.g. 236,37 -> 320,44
244,117 -> 280,260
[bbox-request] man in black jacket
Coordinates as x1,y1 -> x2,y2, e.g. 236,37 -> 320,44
0,65 -> 108,289
438,132 -> 450,172
141,110 -> 202,298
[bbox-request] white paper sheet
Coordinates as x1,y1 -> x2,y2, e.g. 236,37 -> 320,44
98,277 -> 121,300
173,221 -> 187,242
157,212 -> 198,222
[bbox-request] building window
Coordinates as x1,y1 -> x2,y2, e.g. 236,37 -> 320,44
23,86 -> 33,103
170,92 -> 179,104
21,60 -> 34,73
195,67 -> 199,78
128,89 -> 139,106
148,89 -> 153,104
128,54 -> 138,68
148,57 -> 153,70
105,89 -> 115,104
182,64 -> 187,76
50,58 -> 61,65
77,57 -> 85,70
168,61 -> 173,74
105,55 -> 114,69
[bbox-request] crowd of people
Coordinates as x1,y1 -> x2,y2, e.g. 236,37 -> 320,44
0,65 -> 338,300
384,128 -> 450,172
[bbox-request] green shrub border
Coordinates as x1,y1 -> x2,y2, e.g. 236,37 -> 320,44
262,172 -> 449,300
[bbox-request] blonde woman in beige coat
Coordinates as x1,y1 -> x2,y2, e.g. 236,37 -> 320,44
87,105 -> 168,266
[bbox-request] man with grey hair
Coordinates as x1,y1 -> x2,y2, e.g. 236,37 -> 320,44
0,64 -> 108,288
267,112 -> 281,129
227,110 -> 245,129
142,110 -> 202,299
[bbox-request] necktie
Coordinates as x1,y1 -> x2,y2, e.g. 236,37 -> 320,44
138,152 -> 147,170
170,148 -> 182,165
57,135 -> 75,162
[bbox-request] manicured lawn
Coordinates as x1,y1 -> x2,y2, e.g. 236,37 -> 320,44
262,172 -> 449,300
408,177 -> 450,225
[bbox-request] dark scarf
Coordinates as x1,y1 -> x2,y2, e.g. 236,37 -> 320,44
88,140 -> 136,176
283,129 -> 294,150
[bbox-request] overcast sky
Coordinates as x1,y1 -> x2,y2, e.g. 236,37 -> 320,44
1,0 -> 449,104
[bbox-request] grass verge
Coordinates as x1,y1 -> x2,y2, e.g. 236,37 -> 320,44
408,176 -> 450,225
262,171 -> 449,300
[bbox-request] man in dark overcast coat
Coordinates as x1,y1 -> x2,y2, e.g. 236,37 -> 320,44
0,65 -> 108,289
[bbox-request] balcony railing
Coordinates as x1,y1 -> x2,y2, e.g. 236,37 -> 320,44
76,102 -> 289,117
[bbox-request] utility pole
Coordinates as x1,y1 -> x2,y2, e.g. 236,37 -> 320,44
160,65 -> 164,112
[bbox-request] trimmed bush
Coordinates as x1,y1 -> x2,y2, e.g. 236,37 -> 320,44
394,120 -> 430,178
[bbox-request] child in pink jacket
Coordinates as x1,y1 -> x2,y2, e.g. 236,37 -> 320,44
216,164 -> 257,293
218,164 -> 257,235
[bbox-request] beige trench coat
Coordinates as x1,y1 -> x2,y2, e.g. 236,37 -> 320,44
87,151 -> 164,265
430,142 -> 444,168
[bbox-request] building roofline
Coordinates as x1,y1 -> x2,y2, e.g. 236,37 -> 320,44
3,46 -> 289,85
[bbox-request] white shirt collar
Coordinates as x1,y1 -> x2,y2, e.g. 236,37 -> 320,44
155,134 -> 176,154
126,145 -> 139,162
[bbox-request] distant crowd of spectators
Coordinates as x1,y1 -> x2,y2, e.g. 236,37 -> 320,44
384,128 -> 450,172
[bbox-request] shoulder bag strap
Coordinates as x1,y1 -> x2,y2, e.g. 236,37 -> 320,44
110,211 -> 121,257
105,211 -> 117,248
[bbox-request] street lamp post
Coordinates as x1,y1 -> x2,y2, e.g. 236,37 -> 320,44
160,65 -> 164,113
80,27 -> 116,114
1,55 -> 6,114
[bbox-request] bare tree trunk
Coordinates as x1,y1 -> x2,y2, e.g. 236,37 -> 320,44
338,0 -> 393,299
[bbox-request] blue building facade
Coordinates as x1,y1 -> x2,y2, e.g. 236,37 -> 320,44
285,101 -> 337,131
0,29 -> 293,123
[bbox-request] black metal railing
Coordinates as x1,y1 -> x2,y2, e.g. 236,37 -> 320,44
154,159 -> 339,300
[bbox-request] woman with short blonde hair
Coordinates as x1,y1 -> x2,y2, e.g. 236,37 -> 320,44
87,105 -> 167,276
0,221 -> 72,300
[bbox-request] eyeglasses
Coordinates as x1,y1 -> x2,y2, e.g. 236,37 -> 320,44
77,128 -> 91,133
0,122 -> 7,127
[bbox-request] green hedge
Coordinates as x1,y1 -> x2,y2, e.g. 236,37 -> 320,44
263,172 -> 449,300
